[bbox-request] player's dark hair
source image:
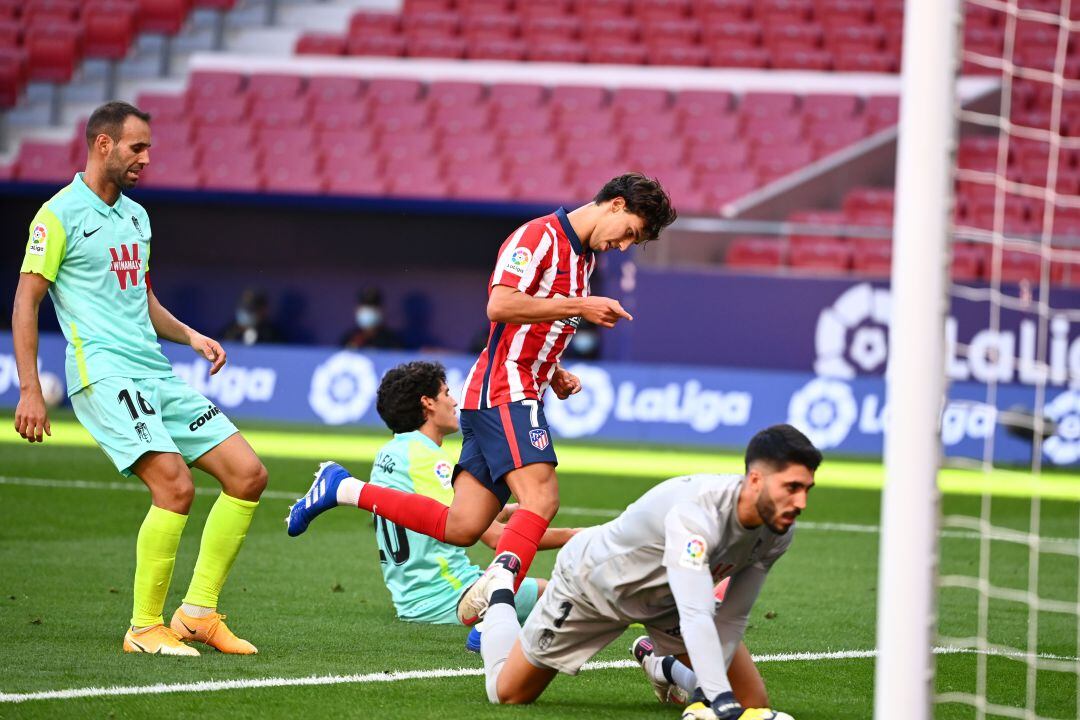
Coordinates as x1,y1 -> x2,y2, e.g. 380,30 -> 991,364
744,424 -> 823,473
85,101 -> 151,147
593,172 -> 678,242
376,361 -> 447,434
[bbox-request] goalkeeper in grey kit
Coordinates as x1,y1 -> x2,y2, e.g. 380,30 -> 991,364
467,424 -> 821,720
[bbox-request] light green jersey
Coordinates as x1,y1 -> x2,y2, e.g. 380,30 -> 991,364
21,173 -> 172,395
371,431 -> 483,624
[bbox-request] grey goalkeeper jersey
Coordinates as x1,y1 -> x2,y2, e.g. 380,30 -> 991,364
559,473 -> 793,698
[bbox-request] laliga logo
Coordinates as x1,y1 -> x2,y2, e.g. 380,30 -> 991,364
1043,389 -> 1080,465
309,351 -> 378,425
544,364 -> 616,438
174,360 -> 276,408
787,377 -> 858,449
815,283 -> 891,379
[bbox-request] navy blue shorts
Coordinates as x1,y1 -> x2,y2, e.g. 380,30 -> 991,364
453,401 -> 559,505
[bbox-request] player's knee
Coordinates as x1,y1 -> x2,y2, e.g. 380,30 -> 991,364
226,460 -> 268,501
156,475 -> 195,511
520,492 -> 559,521
496,688 -> 537,705
444,522 -> 485,547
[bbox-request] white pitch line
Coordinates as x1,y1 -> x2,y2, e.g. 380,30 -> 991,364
1,647 -> 1075,704
2,476 -> 1078,547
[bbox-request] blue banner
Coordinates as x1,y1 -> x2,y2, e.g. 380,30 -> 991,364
0,333 -> 1076,467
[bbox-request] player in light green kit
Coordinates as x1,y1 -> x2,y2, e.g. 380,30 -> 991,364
12,102 -> 267,656
289,361 -> 576,642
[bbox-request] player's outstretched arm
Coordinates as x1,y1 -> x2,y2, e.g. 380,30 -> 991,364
12,272 -> 52,443
147,286 -> 226,375
487,285 -> 632,328
479,515 -> 580,550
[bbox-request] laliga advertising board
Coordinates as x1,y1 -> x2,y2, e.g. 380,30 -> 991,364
0,329 -> 1077,467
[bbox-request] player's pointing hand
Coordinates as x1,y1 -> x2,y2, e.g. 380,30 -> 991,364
190,332 -> 227,375
581,296 -> 633,328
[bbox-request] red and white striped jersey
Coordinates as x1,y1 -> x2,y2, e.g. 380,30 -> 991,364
461,207 -> 596,410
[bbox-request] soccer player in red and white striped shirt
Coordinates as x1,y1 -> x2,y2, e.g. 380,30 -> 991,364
296,174 -> 675,619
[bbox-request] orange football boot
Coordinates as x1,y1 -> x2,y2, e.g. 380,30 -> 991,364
170,608 -> 258,655
123,624 -> 200,656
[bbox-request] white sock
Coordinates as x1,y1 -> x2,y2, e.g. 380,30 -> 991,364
480,602 -> 520,704
180,603 -> 214,618
336,477 -> 364,506
666,657 -> 698,693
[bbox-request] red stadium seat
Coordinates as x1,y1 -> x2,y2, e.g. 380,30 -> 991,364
632,0 -> 692,19
434,105 -> 492,136
246,73 -> 304,102
0,49 -> 26,109
726,236 -> 784,270
697,0 -> 753,22
310,99 -> 368,131
319,129 -> 377,165
690,142 -> 750,173
256,127 -> 316,163
146,119 -> 192,146
755,144 -> 815,178
833,48 -> 896,73
82,1 -> 137,60
367,78 -> 423,105
809,117 -> 869,155
193,0 -> 237,8
448,166 -> 511,200
137,0 -> 192,36
772,47 -> 832,70
406,35 -> 467,58
763,21 -> 823,52
581,16 -> 640,42
187,70 -> 245,100
816,0 -> 874,25
401,11 -> 459,39
194,123 -> 254,159
759,0 -> 814,21
563,136 -> 622,168
306,75 -> 364,103
510,164 -> 570,203
501,135 -> 559,164
951,243 -> 988,282
554,109 -> 615,140
550,85 -> 609,113
295,32 -> 346,56
788,238 -> 852,274
620,113 -> 679,143
865,95 -> 900,130
647,17 -> 700,44
441,132 -> 499,164
527,42 -> 587,63
999,248 -> 1043,284
495,104 -> 552,138
466,37 -> 526,60
348,34 -> 406,57
22,0 -> 79,24
674,90 -> 734,119
743,116 -> 803,145
263,161 -> 325,195
522,16 -> 580,42
370,103 -> 428,132
851,238 -> 892,277
802,93 -> 860,120
488,83 -> 546,110
463,13 -> 520,41
189,94 -> 249,125
403,0 -> 453,13
250,97 -> 308,129
610,88 -> 671,115
458,0 -> 514,14
202,161 -> 261,192
681,113 -> 740,144
348,10 -> 400,36
325,161 -> 386,196
137,92 -> 187,122
648,42 -> 710,66
740,92 -> 800,120
427,81 -> 486,109
379,129 -> 438,162
25,22 -> 82,83
710,46 -> 771,68
587,41 -> 649,64
15,141 -> 76,182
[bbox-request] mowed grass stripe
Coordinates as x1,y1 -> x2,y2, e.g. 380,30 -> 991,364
2,476 -> 1077,548
4,420 -> 1078,500
3,648 -> 1075,704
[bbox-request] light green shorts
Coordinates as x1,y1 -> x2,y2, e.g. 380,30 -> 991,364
70,375 -> 238,477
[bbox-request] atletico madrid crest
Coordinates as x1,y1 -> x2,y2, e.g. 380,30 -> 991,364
529,428 -> 549,451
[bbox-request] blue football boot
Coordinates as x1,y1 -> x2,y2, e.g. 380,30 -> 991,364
464,625 -> 482,653
286,461 -> 350,537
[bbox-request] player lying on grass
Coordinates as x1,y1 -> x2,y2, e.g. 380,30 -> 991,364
290,174 -> 676,625
467,424 -> 820,720
287,361 -> 576,638
12,102 -> 266,656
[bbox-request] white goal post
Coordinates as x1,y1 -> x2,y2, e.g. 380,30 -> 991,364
873,0 -> 963,718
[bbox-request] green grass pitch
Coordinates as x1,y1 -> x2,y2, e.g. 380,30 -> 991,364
0,415 -> 1076,719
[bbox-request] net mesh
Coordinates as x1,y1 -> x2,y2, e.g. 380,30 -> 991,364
936,1 -> 1080,717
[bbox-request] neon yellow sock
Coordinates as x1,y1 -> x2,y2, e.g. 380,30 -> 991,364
183,493 -> 258,609
131,505 -> 188,628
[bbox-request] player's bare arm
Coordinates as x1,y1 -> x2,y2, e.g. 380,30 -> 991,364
12,272 -> 53,443
479,517 -> 580,550
487,285 -> 632,328
147,286 -> 226,375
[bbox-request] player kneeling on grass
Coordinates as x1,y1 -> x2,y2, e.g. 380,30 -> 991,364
286,361 -> 576,645
12,102 -> 267,656
467,424 -> 819,720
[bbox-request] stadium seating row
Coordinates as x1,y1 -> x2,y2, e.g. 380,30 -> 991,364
0,0 -> 236,108
3,72 -> 901,216
294,0 -> 1079,75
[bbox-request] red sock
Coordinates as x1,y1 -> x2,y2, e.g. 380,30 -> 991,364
358,483 -> 449,543
495,509 -> 549,591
